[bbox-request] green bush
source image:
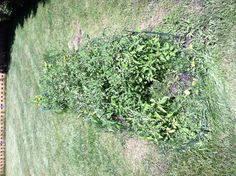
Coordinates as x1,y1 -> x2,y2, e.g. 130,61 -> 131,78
39,32 -> 203,142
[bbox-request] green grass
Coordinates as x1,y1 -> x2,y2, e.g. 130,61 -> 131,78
6,0 -> 172,175
6,0 -> 236,175
157,0 -> 236,175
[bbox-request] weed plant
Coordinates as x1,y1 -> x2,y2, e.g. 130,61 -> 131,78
39,32 -> 207,145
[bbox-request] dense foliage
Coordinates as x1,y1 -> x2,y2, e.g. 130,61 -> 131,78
39,32 -> 204,142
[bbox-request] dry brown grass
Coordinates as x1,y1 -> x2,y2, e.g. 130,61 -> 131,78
124,136 -> 169,175
140,5 -> 168,30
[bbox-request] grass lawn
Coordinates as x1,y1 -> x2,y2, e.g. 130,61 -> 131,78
6,0 -> 236,175
6,0 -> 176,175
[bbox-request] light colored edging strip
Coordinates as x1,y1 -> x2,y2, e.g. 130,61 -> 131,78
0,73 -> 5,175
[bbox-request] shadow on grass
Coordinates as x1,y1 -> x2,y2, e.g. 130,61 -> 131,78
0,0 -> 48,73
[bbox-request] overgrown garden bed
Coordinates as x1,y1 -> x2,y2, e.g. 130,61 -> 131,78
38,31 -> 209,145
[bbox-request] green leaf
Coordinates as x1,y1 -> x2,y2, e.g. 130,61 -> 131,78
157,105 -> 167,114
159,96 -> 170,105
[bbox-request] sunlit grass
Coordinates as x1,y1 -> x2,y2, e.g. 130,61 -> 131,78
6,0 -> 236,175
5,0 -> 156,175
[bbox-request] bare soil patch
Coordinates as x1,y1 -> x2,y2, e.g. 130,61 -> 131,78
124,136 -> 169,175
124,137 -> 150,169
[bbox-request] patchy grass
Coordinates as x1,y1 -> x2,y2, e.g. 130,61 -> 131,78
6,0 -> 177,175
6,0 -> 236,175
156,0 -> 236,175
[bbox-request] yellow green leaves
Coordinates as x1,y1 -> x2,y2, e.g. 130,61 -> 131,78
191,59 -> 196,68
33,95 -> 43,105
192,78 -> 198,86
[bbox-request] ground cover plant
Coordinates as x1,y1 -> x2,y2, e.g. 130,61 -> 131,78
39,31 -> 209,145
